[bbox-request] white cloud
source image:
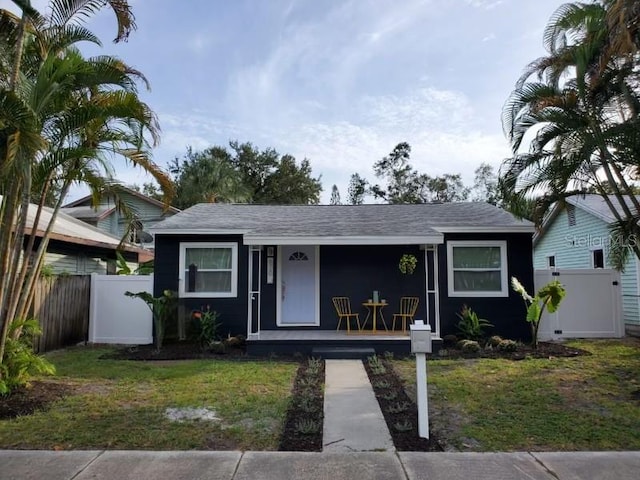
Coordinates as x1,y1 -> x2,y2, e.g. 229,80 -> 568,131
464,0 -> 504,9
152,82 -> 509,203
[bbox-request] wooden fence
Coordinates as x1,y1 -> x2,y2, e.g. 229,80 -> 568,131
31,275 -> 91,353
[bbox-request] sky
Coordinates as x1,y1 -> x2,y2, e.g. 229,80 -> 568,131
1,0 -> 570,203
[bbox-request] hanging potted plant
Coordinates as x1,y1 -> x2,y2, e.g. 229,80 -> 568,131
399,254 -> 417,274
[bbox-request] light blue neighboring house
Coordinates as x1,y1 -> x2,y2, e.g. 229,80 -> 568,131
533,194 -> 640,335
62,186 -> 180,248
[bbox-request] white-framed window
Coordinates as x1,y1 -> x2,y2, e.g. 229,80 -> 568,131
179,242 -> 238,298
592,248 -> 605,269
447,240 -> 508,297
547,255 -> 556,268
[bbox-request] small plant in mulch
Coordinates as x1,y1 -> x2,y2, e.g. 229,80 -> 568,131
295,418 -> 321,435
367,355 -> 387,375
279,358 -> 325,451
393,420 -> 413,432
364,355 -> 442,451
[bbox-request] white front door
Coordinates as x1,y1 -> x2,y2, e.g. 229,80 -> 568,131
277,245 -> 319,326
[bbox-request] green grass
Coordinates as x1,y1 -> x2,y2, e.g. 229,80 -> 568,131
0,347 -> 298,450
394,339 -> 640,451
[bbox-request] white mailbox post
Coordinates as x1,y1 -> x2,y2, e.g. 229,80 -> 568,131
410,320 -> 431,439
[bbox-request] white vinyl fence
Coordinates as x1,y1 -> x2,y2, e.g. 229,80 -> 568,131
88,273 -> 153,344
535,269 -> 624,341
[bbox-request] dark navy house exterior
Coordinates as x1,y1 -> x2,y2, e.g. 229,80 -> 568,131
151,203 -> 535,355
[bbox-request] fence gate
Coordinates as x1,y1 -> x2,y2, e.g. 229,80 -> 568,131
535,269 -> 623,340
88,274 -> 153,344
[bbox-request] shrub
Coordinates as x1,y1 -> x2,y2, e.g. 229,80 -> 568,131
488,335 -> 503,347
497,339 -> 518,352
460,339 -> 481,353
442,334 -> 458,345
0,318 -> 55,394
223,335 -> 244,348
208,341 -> 226,354
456,305 -> 493,340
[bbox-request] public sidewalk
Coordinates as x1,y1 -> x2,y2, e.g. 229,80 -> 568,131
1,450 -> 639,480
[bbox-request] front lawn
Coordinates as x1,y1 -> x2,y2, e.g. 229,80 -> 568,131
394,338 -> 640,451
0,347 -> 297,450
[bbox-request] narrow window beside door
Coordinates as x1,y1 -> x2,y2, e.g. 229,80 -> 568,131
592,249 -> 604,269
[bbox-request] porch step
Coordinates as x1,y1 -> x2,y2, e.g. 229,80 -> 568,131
311,347 -> 376,359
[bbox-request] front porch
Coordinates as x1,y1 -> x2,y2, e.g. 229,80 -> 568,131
246,329 -> 439,358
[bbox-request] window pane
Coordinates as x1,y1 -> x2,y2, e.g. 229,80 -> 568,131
186,248 -> 231,269
452,247 -> 501,269
188,271 -> 232,293
454,271 -> 502,291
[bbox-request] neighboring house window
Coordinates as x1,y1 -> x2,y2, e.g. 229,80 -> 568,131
129,220 -> 143,244
566,205 -> 576,226
179,242 -> 238,298
592,249 -> 605,269
447,241 -> 508,297
547,255 -> 556,268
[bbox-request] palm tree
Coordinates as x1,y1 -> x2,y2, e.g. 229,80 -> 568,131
0,0 -> 170,385
172,147 -> 251,209
500,0 -> 640,266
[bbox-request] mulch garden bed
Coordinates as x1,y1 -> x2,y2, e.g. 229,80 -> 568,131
0,381 -> 73,420
279,358 -> 325,451
434,340 -> 590,361
102,341 -> 249,361
364,356 -> 443,451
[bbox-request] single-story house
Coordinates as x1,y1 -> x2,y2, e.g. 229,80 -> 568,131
62,186 -> 179,248
533,194 -> 640,336
12,195 -> 151,275
151,202 -> 535,355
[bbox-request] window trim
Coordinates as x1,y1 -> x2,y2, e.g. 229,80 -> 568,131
446,240 -> 508,297
178,242 -> 238,298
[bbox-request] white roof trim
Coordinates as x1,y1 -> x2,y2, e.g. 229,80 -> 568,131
434,226 -> 535,233
243,235 -> 444,245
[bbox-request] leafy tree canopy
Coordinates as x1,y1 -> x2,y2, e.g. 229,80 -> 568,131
170,141 -> 322,208
366,142 -> 471,204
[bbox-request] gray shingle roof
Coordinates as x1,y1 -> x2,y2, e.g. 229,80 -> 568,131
151,202 -> 532,242
61,205 -> 114,221
0,195 -> 140,253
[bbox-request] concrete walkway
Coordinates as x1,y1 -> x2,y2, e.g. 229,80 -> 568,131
322,359 -> 394,452
1,450 -> 639,480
